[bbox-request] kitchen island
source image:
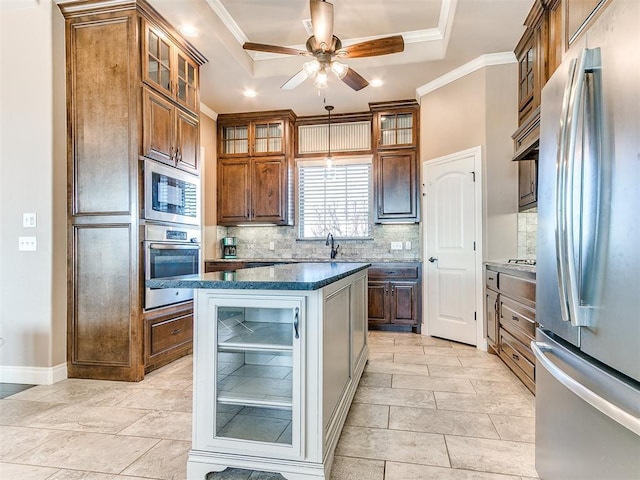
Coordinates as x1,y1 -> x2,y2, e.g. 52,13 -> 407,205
148,262 -> 370,480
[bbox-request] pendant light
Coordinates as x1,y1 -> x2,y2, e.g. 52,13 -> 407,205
325,105 -> 334,169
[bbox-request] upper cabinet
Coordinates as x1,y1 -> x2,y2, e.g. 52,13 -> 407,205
217,111 -> 296,226
143,20 -> 199,114
370,100 -> 420,223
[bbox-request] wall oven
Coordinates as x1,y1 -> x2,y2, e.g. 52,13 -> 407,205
144,159 -> 200,226
144,224 -> 200,310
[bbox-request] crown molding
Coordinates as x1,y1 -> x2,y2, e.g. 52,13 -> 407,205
416,51 -> 516,97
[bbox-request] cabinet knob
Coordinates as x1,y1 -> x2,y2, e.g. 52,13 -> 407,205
512,315 -> 519,322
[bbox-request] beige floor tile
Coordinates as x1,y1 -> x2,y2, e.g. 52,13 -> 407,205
385,462 -> 524,480
27,404 -> 150,434
392,374 -> 476,393
119,410 -> 192,441
84,386 -> 192,412
389,406 -> 499,439
367,352 -> 394,363
13,431 -> 159,474
445,435 -> 538,477
422,346 -> 486,357
367,336 -> 396,346
366,361 -> 430,376
329,456 -> 384,480
458,355 -> 506,369
48,470 -> 153,480
353,386 -> 436,409
7,380 -> 120,404
0,426 -> 65,461
358,371 -> 392,388
418,336 -> 455,347
0,462 -> 59,480
428,365 -> 516,382
335,425 -> 450,467
0,399 -> 65,426
134,374 -> 193,391
344,403 -> 389,428
394,353 -> 462,366
469,379 -> 531,397
368,345 -> 425,355
435,392 -> 535,417
121,439 -> 191,480
489,414 -> 535,443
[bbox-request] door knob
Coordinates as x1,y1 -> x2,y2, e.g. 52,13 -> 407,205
428,257 -> 438,263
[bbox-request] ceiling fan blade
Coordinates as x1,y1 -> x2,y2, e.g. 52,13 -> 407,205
310,0 -> 334,50
243,42 -> 309,56
338,35 -> 404,58
341,68 -> 369,91
281,69 -> 309,90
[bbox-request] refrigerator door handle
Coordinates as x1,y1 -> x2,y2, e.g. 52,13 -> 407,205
532,341 -> 640,436
555,57 -> 578,324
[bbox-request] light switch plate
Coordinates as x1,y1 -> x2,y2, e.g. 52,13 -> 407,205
19,236 -> 37,251
23,213 -> 37,228
269,242 -> 275,250
390,241 -> 403,250
405,241 -> 412,250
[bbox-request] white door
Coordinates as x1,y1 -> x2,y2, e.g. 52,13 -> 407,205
423,148 -> 480,345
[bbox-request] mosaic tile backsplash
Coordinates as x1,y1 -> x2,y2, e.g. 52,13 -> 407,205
212,224 -> 421,262
517,209 -> 537,259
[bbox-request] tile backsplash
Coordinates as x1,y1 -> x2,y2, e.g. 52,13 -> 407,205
517,208 -> 537,259
212,224 -> 421,261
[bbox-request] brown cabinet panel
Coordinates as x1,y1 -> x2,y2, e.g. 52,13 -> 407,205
567,0 -> 607,44
518,159 -> 537,211
485,288 -> 499,350
143,88 -> 174,165
499,328 -> 536,392
217,159 -> 250,224
176,110 -> 199,173
500,296 -> 536,339
175,51 -> 198,112
499,272 -> 536,305
375,150 -> 418,222
252,157 -> 286,222
368,263 -> 422,333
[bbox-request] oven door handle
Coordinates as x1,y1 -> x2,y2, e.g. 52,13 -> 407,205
148,243 -> 201,250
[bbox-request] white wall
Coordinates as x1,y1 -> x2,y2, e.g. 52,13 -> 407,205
0,0 -> 67,384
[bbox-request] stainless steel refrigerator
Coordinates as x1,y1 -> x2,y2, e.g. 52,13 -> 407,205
534,0 -> 640,478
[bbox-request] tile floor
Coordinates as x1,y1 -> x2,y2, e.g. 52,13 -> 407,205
0,331 -> 539,480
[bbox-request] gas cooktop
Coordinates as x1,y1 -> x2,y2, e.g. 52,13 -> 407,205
508,258 -> 537,265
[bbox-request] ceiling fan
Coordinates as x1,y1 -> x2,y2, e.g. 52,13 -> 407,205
242,0 -> 404,91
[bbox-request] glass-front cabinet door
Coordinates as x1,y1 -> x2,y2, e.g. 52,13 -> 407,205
379,112 -> 414,147
198,295 -> 305,459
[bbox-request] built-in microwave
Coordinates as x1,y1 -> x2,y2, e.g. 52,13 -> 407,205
144,159 -> 200,226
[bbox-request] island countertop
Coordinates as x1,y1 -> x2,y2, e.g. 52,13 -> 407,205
147,262 -> 371,291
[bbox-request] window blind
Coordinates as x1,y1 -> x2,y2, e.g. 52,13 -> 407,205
298,159 -> 372,239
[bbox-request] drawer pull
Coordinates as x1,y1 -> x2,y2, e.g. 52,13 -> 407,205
171,328 -> 182,335
512,353 -> 520,361
512,315 -> 519,322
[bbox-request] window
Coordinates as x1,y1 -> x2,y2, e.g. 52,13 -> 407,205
298,157 -> 372,239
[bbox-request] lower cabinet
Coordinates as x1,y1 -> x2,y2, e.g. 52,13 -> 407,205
484,266 -> 536,393
143,302 -> 193,374
368,263 -> 422,333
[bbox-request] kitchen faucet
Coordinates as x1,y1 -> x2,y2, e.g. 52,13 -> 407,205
325,233 -> 340,259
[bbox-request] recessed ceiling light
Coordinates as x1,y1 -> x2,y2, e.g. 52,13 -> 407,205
243,89 -> 258,98
179,25 -> 199,37
370,79 -> 384,87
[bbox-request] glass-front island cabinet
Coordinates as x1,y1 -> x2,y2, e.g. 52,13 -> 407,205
148,263 -> 369,479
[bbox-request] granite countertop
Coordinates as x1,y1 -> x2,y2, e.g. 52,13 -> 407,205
147,262 -> 371,291
205,258 -> 420,264
484,261 -> 536,277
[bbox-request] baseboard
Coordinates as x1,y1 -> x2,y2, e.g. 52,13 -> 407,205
0,362 -> 68,385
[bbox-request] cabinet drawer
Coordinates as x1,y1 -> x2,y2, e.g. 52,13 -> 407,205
149,314 -> 193,357
500,296 -> 535,339
485,269 -> 498,291
499,328 -> 535,381
369,264 -> 419,279
499,273 -> 535,305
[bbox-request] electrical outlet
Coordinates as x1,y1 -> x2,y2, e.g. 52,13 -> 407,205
269,242 -> 275,250
405,241 -> 412,250
19,236 -> 37,251
390,241 -> 403,250
23,213 -> 37,228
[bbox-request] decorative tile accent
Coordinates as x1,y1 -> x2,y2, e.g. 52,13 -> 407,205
517,209 -> 537,259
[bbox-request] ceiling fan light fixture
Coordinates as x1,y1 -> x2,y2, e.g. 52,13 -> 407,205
303,59 -> 321,78
330,61 -> 348,79
314,69 -> 329,89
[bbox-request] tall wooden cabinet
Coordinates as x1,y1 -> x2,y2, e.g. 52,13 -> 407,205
60,0 -> 206,381
370,100 -> 420,223
217,111 -> 296,226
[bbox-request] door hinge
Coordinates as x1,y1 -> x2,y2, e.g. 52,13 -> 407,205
471,171 -> 476,182
473,241 -> 476,251
474,311 -> 477,321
